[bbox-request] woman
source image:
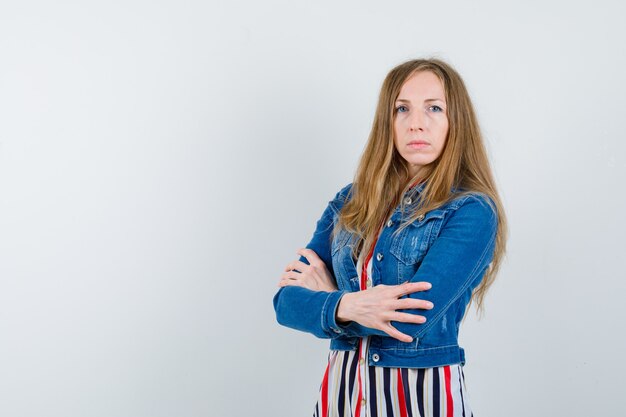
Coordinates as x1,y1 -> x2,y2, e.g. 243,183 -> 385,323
273,58 -> 507,417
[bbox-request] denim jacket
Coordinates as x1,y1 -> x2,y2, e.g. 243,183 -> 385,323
273,181 -> 498,368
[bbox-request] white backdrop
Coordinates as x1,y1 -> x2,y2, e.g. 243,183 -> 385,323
1,1 -> 625,416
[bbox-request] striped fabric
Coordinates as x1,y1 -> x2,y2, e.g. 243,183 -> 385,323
313,204 -> 474,417
312,350 -> 473,417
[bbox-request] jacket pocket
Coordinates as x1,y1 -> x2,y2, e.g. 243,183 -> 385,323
390,210 -> 447,265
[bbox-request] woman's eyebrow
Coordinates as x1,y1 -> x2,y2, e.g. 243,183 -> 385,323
395,98 -> 446,103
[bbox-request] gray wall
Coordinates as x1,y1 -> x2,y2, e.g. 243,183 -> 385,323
1,1 -> 624,416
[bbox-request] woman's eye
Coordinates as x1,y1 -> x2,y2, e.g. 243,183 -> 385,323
396,105 -> 408,113
429,105 -> 444,113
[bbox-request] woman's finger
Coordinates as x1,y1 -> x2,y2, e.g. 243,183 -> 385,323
284,260 -> 311,274
281,271 -> 304,281
284,260 -> 303,272
382,323 -> 413,343
394,298 -> 434,311
297,248 -> 323,267
278,277 -> 302,288
278,274 -> 299,283
393,281 -> 432,297
389,311 -> 427,324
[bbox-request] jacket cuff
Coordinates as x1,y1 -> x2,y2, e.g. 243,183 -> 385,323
321,290 -> 348,337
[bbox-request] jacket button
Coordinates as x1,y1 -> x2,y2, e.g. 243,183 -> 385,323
404,197 -> 412,205
376,253 -> 383,261
386,219 -> 394,227
372,353 -> 380,362
417,214 -> 425,221
332,328 -> 341,334
366,278 -> 372,287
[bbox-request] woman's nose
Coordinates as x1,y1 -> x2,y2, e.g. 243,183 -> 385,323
409,110 -> 427,131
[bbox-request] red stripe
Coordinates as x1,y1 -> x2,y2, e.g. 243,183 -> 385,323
444,365 -> 453,417
397,369 -> 408,417
354,385 -> 362,417
354,340 -> 363,417
361,240 -> 375,289
320,363 -> 330,417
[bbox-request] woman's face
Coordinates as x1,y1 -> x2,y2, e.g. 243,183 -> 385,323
393,71 -> 449,179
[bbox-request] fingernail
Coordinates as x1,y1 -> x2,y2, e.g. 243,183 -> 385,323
426,302 -> 434,309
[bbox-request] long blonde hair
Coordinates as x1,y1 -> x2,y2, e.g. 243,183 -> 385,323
336,58 -> 507,312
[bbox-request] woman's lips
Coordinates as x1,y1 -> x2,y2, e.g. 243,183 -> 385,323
408,141 -> 429,149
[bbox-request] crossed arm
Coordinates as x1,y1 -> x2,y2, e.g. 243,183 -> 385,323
278,248 -> 432,342
273,192 -> 497,343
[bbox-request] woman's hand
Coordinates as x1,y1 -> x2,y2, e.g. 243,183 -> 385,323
336,282 -> 433,343
278,248 -> 338,292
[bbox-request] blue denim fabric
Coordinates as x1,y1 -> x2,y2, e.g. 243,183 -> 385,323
273,182 -> 498,368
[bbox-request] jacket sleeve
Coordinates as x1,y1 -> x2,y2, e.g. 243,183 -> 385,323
339,193 -> 498,339
272,184 -> 353,339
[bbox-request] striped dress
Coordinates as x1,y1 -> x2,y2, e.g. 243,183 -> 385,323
313,216 -> 474,417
